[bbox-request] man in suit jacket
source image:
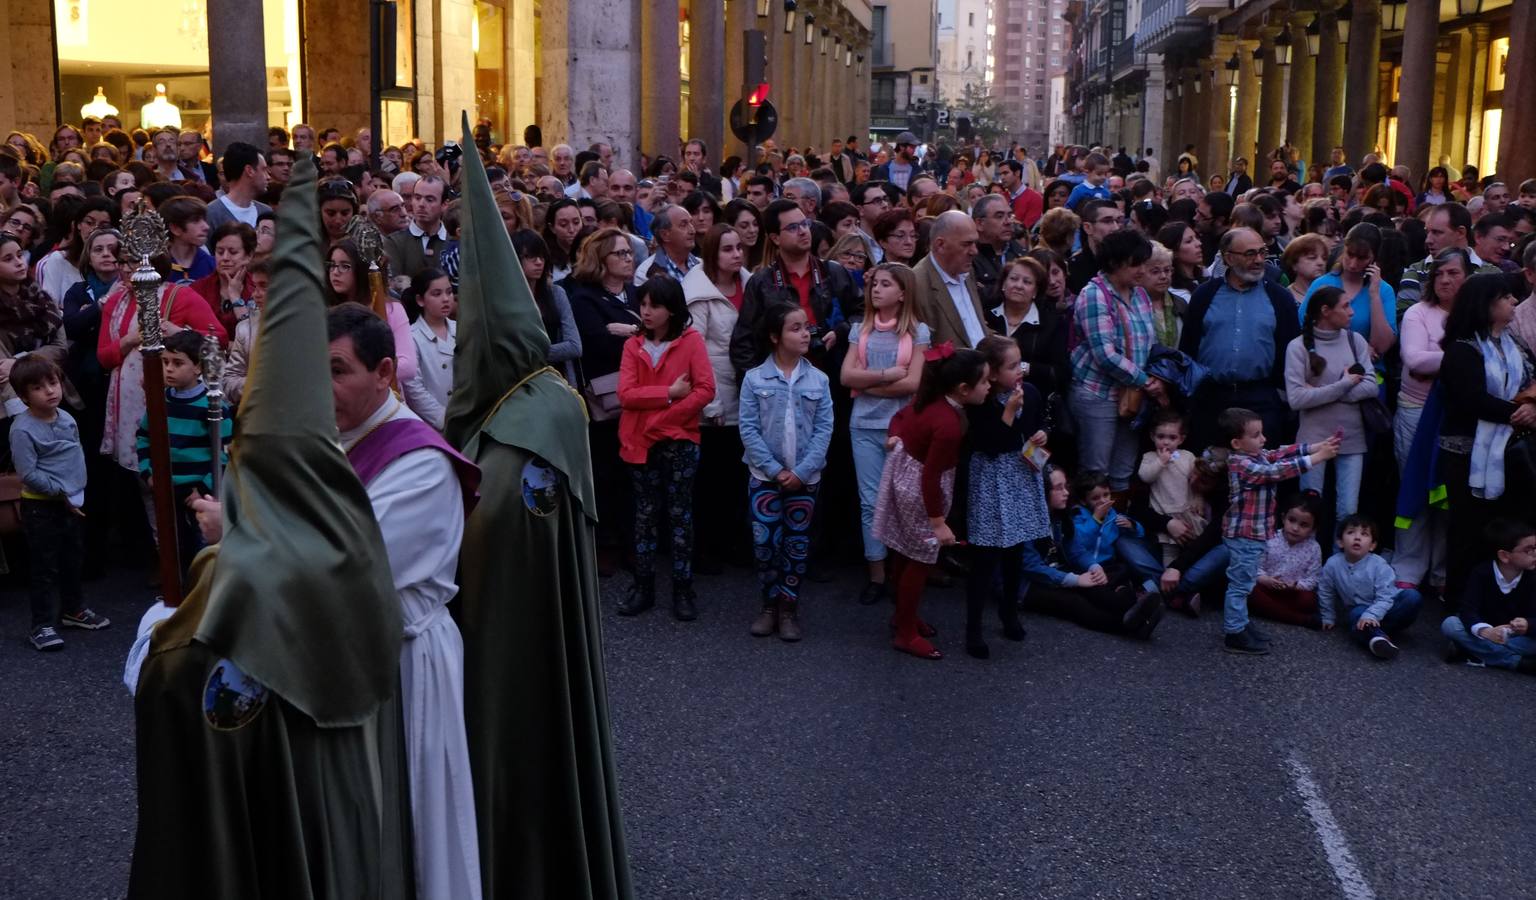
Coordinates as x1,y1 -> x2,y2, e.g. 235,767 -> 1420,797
384,175 -> 454,286
912,211 -> 989,350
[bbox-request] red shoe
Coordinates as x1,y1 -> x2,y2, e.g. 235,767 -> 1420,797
888,617 -> 939,638
893,634 -> 943,660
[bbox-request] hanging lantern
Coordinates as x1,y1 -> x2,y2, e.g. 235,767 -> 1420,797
1381,0 -> 1409,30
821,27 -> 830,54
1306,17 -> 1321,56
1274,28 -> 1294,65
1223,52 -> 1241,87
1455,0 -> 1484,15
783,0 -> 796,33
1335,4 -> 1352,44
757,0 -> 771,17
804,13 -> 815,45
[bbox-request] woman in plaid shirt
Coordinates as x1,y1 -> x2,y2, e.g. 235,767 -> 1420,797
1068,230 -> 1167,490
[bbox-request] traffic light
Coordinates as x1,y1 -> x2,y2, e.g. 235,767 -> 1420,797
748,83 -> 771,111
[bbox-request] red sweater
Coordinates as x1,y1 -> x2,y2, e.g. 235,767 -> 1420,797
888,399 -> 965,517
188,271 -> 259,339
96,282 -> 229,371
617,328 -> 716,464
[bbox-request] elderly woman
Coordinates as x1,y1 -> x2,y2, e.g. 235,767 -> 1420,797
1392,247 -> 1471,594
986,256 -> 1069,400
1438,273 -> 1536,599
1067,229 -> 1163,492
873,207 -> 918,267
565,226 -> 642,573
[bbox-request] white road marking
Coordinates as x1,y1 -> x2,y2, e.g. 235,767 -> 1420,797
1287,753 -> 1378,900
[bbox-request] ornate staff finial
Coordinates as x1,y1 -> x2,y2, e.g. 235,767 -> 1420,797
349,217 -> 384,273
200,326 -> 227,496
120,198 -> 170,353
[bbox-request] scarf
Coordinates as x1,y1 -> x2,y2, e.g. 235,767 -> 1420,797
1469,332 -> 1524,499
85,270 -> 115,302
852,315 -> 912,399
0,281 -> 62,350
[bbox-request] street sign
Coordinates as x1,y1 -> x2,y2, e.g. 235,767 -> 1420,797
936,108 -> 950,126
730,98 -> 778,144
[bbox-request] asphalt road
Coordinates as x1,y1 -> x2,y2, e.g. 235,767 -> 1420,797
2,559 -> 1534,899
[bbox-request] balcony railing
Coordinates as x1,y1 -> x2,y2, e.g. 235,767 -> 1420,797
871,41 -> 895,68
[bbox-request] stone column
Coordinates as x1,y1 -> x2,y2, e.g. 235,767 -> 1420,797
1286,14 -> 1316,159
811,29 -> 829,152
1377,60 -> 1394,162
1313,2 -> 1345,166
1393,0 -> 1439,177
1343,0 -> 1382,161
1257,29 -> 1287,162
1233,38 -> 1261,165
541,0 -> 643,168
1466,23 -> 1491,171
1498,0 -> 1536,179
1185,65 -> 1208,176
1206,38 -> 1236,181
207,0 -> 270,152
689,0 -> 725,162
642,0 -> 682,159
773,1 -> 799,151
794,17 -> 815,150
509,0 -> 538,137
723,0 -> 750,162
432,0 -> 477,145
1438,29 -> 1470,168
1143,58 -> 1166,165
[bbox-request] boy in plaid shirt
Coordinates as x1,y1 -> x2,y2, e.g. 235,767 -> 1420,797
1219,407 -> 1339,655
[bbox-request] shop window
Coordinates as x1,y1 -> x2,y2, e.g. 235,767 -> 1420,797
54,0 -> 306,132
475,0 -> 507,144
1487,37 -> 1508,92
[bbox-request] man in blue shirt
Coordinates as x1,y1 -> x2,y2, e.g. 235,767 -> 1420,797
1179,227 -> 1301,452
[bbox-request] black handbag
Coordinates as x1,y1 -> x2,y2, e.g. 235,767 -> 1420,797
1504,429 -> 1536,486
1347,336 -> 1394,440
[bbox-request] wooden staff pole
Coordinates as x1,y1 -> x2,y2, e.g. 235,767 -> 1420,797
122,201 -> 183,607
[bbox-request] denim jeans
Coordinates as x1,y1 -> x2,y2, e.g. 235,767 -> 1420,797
1441,617 -> 1536,669
1113,535 -> 1164,591
21,499 -> 83,628
1343,590 -> 1422,646
1391,399 -> 1447,587
1298,452 -> 1366,521
850,426 -> 889,562
1069,385 -> 1138,490
1222,536 -> 1266,634
1173,544 -> 1230,594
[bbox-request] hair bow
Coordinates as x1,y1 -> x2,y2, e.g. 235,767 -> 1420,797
923,341 -> 955,363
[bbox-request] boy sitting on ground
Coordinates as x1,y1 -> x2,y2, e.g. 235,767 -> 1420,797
1318,514 -> 1422,659
1441,518 -> 1536,672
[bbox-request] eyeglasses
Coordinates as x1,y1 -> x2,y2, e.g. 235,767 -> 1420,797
324,261 -> 354,273
607,248 -> 635,259
782,220 -> 812,233
860,197 -> 890,208
1227,248 -> 1265,260
840,251 -> 869,263
4,217 -> 35,233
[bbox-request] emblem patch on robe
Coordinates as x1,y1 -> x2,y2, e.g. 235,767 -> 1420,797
203,658 -> 269,731
522,457 -> 562,516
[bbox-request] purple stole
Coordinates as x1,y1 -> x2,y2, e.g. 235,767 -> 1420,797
346,418 -> 482,515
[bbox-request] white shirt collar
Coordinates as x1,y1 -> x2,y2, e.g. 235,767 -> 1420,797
1494,561 -> 1523,594
991,302 -> 1040,325
409,220 -> 449,241
936,264 -> 968,287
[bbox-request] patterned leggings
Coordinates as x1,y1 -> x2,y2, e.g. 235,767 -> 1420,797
630,440 -> 700,586
749,478 -> 819,605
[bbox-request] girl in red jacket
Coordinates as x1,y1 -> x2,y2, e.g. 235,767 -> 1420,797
617,277 -> 716,620
873,344 -> 991,660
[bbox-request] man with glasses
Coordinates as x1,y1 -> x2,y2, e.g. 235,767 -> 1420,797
1179,227 -> 1301,452
854,181 -> 891,263
1473,214 -> 1519,273
969,194 -> 1024,298
1067,199 -> 1125,295
178,129 -> 218,185
367,189 -> 409,236
729,199 -> 859,375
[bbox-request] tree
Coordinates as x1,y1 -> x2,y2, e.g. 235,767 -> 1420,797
935,82 -> 1013,146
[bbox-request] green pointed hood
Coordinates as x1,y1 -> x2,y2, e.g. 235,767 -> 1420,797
195,152 -> 402,727
444,113 -> 596,516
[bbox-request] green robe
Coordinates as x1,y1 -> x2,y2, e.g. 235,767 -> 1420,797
444,112 -> 633,900
129,551 -> 416,900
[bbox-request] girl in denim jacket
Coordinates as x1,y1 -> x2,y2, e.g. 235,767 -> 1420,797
738,303 -> 834,642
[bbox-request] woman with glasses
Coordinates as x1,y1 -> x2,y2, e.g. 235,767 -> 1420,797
1300,222 -> 1397,358
34,197 -> 113,307
873,208 -> 918,267
828,233 -> 871,289
566,226 -> 643,575
325,239 -> 416,384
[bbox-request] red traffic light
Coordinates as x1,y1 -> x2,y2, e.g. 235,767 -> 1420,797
748,83 -> 771,107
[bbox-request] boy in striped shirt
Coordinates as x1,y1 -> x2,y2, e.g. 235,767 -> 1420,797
1220,407 -> 1339,655
136,330 -> 233,584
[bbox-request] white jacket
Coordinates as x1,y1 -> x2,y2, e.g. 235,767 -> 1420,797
680,264 -> 742,425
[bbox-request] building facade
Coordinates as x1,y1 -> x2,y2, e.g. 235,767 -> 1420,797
992,0 -> 1071,154
869,0 -> 940,140
7,0 -> 874,167
1108,0 -> 1535,185
936,0 -> 994,104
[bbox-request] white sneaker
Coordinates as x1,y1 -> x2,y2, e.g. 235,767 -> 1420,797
1369,634 -> 1399,660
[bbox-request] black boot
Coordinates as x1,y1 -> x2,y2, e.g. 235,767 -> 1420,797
672,583 -> 698,621
618,575 -> 655,616
999,597 -> 1027,642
